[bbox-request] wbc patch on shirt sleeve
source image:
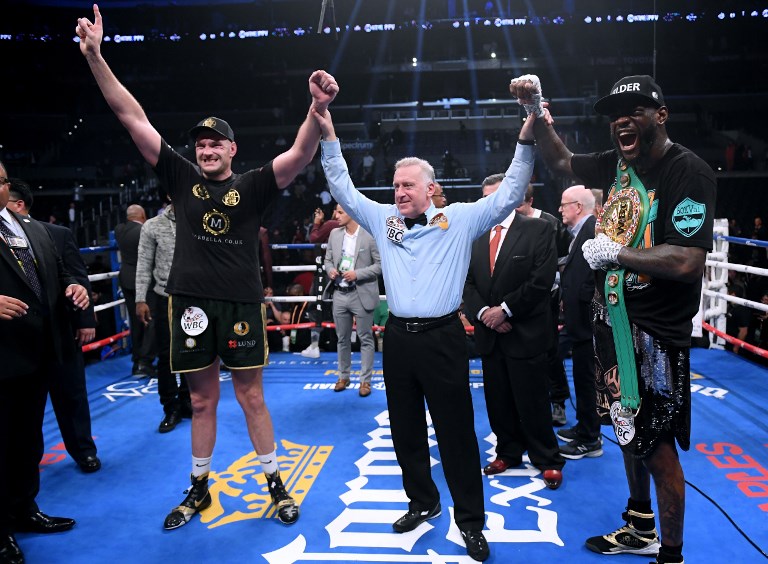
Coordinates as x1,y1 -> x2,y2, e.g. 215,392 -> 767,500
672,197 -> 706,237
428,212 -> 449,230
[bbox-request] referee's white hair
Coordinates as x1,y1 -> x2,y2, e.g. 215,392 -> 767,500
394,157 -> 435,185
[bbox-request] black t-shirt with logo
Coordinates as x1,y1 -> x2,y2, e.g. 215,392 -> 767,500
155,141 -> 278,303
572,144 -> 716,346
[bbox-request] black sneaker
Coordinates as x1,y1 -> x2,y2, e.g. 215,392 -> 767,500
551,403 -> 567,427
163,473 -> 212,530
586,508 -> 660,555
392,502 -> 441,533
460,530 -> 490,562
266,471 -> 299,525
555,426 -> 581,442
560,438 -> 603,459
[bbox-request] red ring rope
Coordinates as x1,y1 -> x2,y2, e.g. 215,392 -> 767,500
81,330 -> 131,353
702,322 -> 768,359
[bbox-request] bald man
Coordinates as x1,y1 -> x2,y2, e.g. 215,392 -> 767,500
115,204 -> 156,376
556,186 -> 602,460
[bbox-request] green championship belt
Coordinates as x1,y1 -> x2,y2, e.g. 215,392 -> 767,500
596,160 -> 651,416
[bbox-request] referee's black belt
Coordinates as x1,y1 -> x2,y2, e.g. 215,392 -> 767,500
388,311 -> 458,333
335,285 -> 356,293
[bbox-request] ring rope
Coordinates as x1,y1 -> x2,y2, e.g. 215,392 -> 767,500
702,322 -> 768,359
714,233 -> 768,249
81,330 -> 130,353
88,271 -> 119,282
77,229 -> 765,359
93,298 -> 125,313
702,289 -> 768,314
705,260 -> 768,278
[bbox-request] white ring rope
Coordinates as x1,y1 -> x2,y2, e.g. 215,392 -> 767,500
80,225 -> 765,357
93,298 -> 125,313
272,265 -> 317,273
88,271 -> 119,282
702,289 -> 768,314
706,260 -> 768,278
702,218 -> 767,352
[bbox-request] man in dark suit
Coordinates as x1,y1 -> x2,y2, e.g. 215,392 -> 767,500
114,203 -> 155,376
557,185 -> 603,459
0,162 -> 90,564
7,179 -> 101,473
463,173 -> 565,490
515,184 -> 573,426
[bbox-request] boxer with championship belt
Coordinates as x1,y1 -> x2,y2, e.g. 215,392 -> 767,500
596,161 -> 651,416
509,73 -> 716,564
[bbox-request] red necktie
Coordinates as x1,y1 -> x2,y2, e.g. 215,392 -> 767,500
489,225 -> 503,275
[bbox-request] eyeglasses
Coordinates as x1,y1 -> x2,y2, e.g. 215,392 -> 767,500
433,193 -> 447,200
559,201 -> 580,209
6,199 -> 20,204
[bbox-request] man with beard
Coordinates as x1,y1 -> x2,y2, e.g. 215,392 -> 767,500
509,75 -> 715,564
77,5 -> 338,529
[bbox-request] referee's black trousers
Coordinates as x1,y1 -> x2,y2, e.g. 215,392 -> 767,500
383,316 -> 485,532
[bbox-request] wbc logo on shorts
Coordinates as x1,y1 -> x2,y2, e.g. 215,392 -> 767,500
181,306 -> 209,336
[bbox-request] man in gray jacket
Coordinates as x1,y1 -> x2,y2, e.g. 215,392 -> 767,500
135,202 -> 191,433
323,204 -> 382,397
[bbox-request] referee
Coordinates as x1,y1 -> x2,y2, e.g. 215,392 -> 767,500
311,106 -> 538,562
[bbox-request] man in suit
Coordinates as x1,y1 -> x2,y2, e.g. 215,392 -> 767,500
463,173 -> 565,490
7,179 -> 101,473
0,162 -> 90,564
515,183 -> 573,426
114,203 -> 155,377
323,204 -> 382,397
557,185 -> 603,459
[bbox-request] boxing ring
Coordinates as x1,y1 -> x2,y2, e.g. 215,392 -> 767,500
26,220 -> 765,564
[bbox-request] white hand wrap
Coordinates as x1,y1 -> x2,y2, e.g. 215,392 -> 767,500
581,234 -> 623,270
514,74 -> 545,117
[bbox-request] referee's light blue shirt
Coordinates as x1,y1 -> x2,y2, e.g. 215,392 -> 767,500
321,140 -> 535,319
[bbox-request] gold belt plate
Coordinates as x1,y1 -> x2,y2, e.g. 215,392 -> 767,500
597,188 -> 644,247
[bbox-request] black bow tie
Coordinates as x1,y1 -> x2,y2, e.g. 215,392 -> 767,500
404,214 -> 428,229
